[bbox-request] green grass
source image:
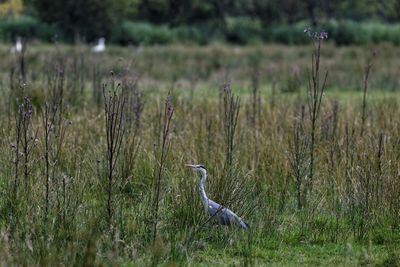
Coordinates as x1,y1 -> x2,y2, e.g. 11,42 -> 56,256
118,240 -> 398,266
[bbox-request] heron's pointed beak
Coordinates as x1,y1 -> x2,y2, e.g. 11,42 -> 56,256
185,164 -> 196,168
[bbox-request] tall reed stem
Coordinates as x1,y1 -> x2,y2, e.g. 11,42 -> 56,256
152,94 -> 174,242
103,76 -> 126,227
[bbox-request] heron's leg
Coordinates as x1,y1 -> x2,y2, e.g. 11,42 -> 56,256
209,221 -> 223,232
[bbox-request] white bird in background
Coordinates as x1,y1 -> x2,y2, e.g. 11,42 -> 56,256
92,37 -> 106,53
10,37 -> 23,53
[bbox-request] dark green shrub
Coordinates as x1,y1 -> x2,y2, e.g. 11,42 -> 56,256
366,22 -> 400,45
33,0 -> 114,42
0,16 -> 58,42
324,20 -> 400,45
332,20 -> 371,45
225,17 -> 262,45
173,25 -> 213,45
367,23 -> 391,43
269,24 -> 308,44
35,23 -> 58,41
4,16 -> 400,46
267,20 -> 400,46
113,21 -> 175,45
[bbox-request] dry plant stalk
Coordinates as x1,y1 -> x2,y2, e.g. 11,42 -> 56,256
103,77 -> 126,227
304,28 -> 329,205
360,49 -> 376,136
152,93 -> 174,242
17,97 -> 38,192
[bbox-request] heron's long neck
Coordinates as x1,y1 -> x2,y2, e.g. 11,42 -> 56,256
198,169 -> 209,211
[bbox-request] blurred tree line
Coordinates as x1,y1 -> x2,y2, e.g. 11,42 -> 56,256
1,0 -> 400,43
20,0 -> 400,40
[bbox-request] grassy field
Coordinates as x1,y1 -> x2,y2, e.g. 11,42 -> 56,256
0,42 -> 399,266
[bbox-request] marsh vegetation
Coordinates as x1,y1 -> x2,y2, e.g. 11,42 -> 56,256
0,42 -> 399,266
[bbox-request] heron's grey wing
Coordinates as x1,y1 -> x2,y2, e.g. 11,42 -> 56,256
207,200 -> 250,229
207,200 -> 235,225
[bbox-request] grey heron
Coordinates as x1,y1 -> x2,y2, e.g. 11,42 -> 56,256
186,164 -> 250,230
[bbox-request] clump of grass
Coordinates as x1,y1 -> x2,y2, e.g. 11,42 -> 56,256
120,74 -> 144,183
16,97 -> 37,192
92,64 -> 103,107
41,61 -> 68,220
288,105 -> 307,210
215,81 -> 241,205
221,81 -> 240,172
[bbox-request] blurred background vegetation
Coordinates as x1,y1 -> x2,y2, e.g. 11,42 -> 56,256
1,0 -> 400,45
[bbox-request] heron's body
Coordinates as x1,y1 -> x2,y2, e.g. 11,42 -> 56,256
189,164 -> 250,230
205,199 -> 249,229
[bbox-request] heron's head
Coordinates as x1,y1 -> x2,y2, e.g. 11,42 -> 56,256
185,164 -> 206,173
